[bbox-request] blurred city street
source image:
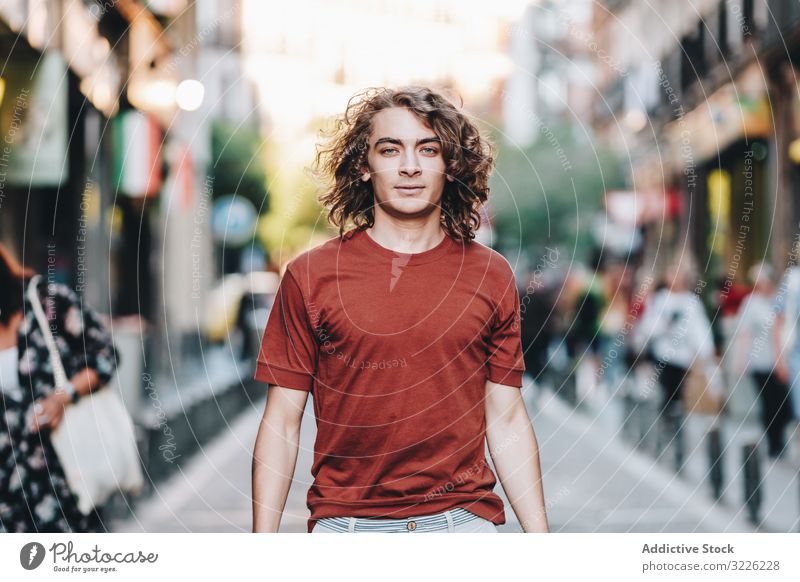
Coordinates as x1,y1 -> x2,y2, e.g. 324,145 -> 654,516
110,374 -> 761,534
4,0 -> 800,540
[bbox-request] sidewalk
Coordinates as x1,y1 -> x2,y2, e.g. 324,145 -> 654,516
111,376 -> 756,533
578,365 -> 800,533
129,346 -> 261,486
679,413 -> 800,532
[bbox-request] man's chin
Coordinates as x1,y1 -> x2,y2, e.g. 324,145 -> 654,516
378,199 -> 438,218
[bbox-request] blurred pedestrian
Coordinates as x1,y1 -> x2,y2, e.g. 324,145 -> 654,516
564,265 -> 602,361
633,257 -> 716,416
774,239 -> 800,457
734,263 -> 793,459
596,262 -> 631,393
0,244 -> 119,532
235,291 -> 256,360
519,270 -> 557,383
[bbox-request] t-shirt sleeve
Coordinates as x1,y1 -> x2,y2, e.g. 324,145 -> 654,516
254,268 -> 319,391
485,272 -> 526,387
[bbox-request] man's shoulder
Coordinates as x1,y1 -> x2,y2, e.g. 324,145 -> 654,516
463,239 -> 517,280
283,232 -> 351,278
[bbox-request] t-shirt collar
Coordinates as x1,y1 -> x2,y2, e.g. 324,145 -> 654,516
349,227 -> 459,266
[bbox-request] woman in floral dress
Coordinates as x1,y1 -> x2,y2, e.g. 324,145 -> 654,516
0,244 -> 119,532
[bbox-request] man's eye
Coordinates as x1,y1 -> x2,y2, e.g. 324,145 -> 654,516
420,147 -> 439,154
380,148 -> 398,155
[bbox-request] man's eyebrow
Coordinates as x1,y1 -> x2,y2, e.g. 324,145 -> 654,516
373,137 -> 441,147
416,137 -> 441,146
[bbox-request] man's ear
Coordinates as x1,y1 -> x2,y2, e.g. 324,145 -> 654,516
445,174 -> 455,182
361,171 -> 371,182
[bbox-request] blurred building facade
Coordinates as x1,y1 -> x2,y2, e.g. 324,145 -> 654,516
502,0 -> 597,148
0,0 -> 260,401
591,0 -> 800,284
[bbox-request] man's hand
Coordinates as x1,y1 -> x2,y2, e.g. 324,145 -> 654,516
775,358 -> 790,385
773,315 -> 790,385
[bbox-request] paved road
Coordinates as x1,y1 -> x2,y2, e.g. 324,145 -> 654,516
111,378 -> 756,533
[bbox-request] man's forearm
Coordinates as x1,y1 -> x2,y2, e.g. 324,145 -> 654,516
252,419 -> 300,532
486,408 -> 549,533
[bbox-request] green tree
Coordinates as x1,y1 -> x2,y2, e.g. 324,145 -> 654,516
209,120 -> 269,213
490,122 -> 624,263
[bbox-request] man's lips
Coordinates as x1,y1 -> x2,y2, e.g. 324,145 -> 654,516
395,185 -> 425,194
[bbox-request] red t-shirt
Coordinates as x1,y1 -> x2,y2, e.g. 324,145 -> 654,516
255,227 -> 525,532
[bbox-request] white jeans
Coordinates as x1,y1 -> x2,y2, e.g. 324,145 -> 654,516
311,510 -> 499,533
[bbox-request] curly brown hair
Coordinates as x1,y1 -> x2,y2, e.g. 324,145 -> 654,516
314,86 -> 495,242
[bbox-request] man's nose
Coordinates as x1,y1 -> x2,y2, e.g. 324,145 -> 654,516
399,151 -> 421,177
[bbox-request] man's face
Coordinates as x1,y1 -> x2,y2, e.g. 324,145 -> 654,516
362,107 -> 452,220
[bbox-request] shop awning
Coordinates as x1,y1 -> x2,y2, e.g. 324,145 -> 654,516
664,62 -> 771,163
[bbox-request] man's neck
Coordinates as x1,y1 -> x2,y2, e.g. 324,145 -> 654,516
365,216 -> 446,255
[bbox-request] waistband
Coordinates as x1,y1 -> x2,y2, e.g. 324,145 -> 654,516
316,507 -> 480,533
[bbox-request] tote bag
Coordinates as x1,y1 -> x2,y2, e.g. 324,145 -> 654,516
28,276 -> 144,515
682,364 -> 724,416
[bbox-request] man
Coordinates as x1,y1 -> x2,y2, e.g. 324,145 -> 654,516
252,87 -> 549,534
